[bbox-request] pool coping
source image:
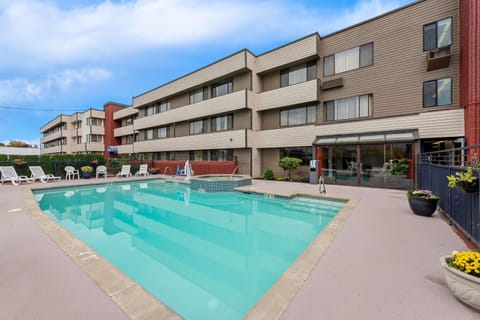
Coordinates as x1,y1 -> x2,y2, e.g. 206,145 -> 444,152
23,178 -> 357,320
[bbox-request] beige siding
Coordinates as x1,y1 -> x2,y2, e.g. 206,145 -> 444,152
86,143 -> 104,152
257,79 -> 319,111
41,145 -> 63,154
40,130 -> 63,144
134,90 -> 252,130
40,115 -> 67,132
113,107 -> 138,120
134,129 -> 246,153
90,110 -> 105,119
117,144 -> 133,154
261,72 -> 279,92
319,0 -> 459,119
91,126 -> 104,135
174,122 -> 189,137
170,94 -> 189,110
114,125 -> 134,137
253,109 -> 464,148
256,34 -> 319,74
133,51 -> 247,107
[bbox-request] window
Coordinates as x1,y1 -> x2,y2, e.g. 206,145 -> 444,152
211,114 -> 233,132
145,129 -> 154,140
73,137 -> 82,144
325,95 -> 371,121
153,152 -> 171,160
125,117 -> 133,125
280,105 -> 316,127
280,147 -> 312,166
126,135 -> 134,144
87,118 -> 104,127
280,61 -> 316,87
157,126 -> 170,139
323,43 -> 373,77
189,119 -> 208,135
424,17 -> 452,51
212,79 -> 233,98
189,87 -> 208,104
190,150 -> 209,161
423,77 -> 452,107
145,105 -> 155,116
87,134 -> 103,143
152,100 -> 170,113
212,149 -> 234,161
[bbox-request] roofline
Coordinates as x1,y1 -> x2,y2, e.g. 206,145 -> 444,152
40,107 -> 106,131
320,0 -> 423,39
256,32 -> 320,58
103,101 -> 131,108
133,48 -> 253,100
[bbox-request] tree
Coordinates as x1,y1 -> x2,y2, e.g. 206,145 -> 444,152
278,157 -> 302,181
0,142 -> 4,146
7,140 -> 29,148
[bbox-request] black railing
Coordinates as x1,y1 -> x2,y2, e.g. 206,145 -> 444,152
417,145 -> 480,246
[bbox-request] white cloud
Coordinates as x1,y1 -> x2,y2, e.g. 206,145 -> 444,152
0,0 -> 411,67
0,67 -> 111,102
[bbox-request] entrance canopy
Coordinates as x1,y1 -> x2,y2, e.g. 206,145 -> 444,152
312,130 -> 419,146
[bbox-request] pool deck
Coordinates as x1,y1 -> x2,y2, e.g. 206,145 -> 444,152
0,176 -> 479,319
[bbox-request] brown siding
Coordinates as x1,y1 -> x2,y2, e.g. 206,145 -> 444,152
233,149 -> 251,175
174,122 -> 189,137
170,94 -> 189,110
261,109 -> 280,130
319,0 -> 460,120
233,72 -> 251,91
261,72 -> 280,92
233,110 -> 251,130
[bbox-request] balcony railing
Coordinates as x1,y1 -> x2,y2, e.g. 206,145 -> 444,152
257,79 -> 318,111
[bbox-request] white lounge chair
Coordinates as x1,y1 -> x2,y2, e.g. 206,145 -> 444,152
65,166 -> 80,180
135,164 -> 149,176
29,166 -> 61,183
96,165 -> 107,179
116,165 -> 131,177
0,166 -> 34,185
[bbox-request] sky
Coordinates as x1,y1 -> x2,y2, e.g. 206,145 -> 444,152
0,0 -> 415,147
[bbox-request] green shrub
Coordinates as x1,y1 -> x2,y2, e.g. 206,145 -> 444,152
263,168 -> 274,180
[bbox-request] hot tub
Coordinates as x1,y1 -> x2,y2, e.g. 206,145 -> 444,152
190,175 -> 252,192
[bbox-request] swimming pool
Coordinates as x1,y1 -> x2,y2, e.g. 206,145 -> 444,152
33,180 -> 345,319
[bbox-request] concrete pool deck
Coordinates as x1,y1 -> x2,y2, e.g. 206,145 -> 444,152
0,176 -> 478,319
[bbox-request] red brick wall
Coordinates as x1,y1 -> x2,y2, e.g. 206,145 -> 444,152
461,0 -> 480,146
151,160 -> 238,176
103,103 -> 125,159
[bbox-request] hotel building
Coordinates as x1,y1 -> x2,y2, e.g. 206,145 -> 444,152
41,0 -> 480,189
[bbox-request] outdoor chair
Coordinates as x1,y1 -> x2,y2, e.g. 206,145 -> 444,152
0,166 -> 34,185
29,166 -> 61,183
116,165 -> 132,177
175,165 -> 185,176
135,164 -> 149,176
64,166 -> 80,180
96,165 -> 107,179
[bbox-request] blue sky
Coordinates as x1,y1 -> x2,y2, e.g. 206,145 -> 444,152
0,0 -> 415,146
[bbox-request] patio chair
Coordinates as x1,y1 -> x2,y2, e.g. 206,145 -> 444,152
0,166 -> 34,185
116,165 -> 131,177
135,164 -> 150,176
29,166 -> 61,183
64,166 -> 80,180
96,165 -> 107,179
175,165 -> 185,176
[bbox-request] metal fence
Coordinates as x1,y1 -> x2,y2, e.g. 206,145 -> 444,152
417,145 -> 480,246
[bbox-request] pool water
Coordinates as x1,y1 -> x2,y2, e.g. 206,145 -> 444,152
34,180 -> 344,319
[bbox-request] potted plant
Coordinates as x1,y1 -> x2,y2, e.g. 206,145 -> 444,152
447,167 -> 479,193
80,166 -> 93,179
386,159 -> 409,176
441,250 -> 480,311
406,189 -> 439,217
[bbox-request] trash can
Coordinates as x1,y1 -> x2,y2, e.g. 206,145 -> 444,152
309,160 -> 318,184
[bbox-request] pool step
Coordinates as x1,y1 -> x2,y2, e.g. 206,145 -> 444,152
284,198 -> 344,215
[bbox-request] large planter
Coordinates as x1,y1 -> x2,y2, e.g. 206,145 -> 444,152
457,179 -> 479,193
440,255 -> 480,311
407,196 -> 438,217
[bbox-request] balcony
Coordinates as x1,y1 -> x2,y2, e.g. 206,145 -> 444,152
427,46 -> 451,71
255,34 -> 318,74
135,90 -> 252,130
40,145 -> 63,154
116,144 -> 134,154
257,79 -> 319,111
114,125 -> 134,137
70,143 -> 104,153
90,126 -> 104,135
40,131 -> 64,144
133,129 -> 247,153
113,107 -> 138,120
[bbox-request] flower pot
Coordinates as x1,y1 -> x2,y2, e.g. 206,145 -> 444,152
457,180 -> 479,193
407,196 -> 438,217
440,255 -> 480,311
82,172 -> 91,179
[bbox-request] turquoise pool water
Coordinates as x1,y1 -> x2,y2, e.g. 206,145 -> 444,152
33,180 -> 344,319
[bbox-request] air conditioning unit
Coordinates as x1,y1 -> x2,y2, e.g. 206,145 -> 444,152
427,45 -> 451,71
